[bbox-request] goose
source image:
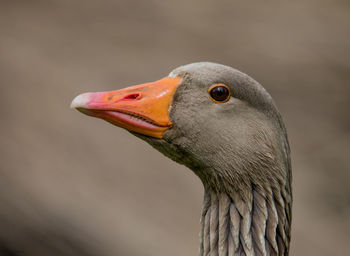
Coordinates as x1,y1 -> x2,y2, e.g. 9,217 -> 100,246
71,62 -> 292,256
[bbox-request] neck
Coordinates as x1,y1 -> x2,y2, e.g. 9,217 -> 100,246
199,186 -> 291,256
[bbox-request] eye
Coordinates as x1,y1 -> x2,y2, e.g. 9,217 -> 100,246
208,84 -> 231,103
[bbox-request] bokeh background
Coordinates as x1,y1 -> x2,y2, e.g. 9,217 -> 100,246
1,0 -> 349,255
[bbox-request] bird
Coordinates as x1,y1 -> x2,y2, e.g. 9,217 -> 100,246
71,62 -> 292,256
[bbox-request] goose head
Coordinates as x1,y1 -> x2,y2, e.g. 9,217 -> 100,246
71,62 -> 292,255
71,62 -> 290,193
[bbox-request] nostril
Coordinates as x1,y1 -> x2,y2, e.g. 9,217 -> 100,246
122,93 -> 141,100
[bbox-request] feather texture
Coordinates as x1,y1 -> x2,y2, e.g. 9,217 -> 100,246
199,187 -> 291,256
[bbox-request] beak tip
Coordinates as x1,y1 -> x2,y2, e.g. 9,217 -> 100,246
70,93 -> 91,109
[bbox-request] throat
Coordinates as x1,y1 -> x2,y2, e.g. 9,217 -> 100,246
199,188 -> 291,256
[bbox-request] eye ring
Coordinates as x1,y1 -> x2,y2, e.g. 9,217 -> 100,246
208,84 -> 231,103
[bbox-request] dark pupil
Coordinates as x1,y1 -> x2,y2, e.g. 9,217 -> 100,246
210,86 -> 229,101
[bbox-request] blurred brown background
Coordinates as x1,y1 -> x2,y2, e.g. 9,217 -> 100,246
1,0 -> 349,255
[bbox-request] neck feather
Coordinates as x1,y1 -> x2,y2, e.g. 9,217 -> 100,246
199,186 -> 291,256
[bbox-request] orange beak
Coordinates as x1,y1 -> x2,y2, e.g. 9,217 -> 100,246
71,77 -> 181,139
